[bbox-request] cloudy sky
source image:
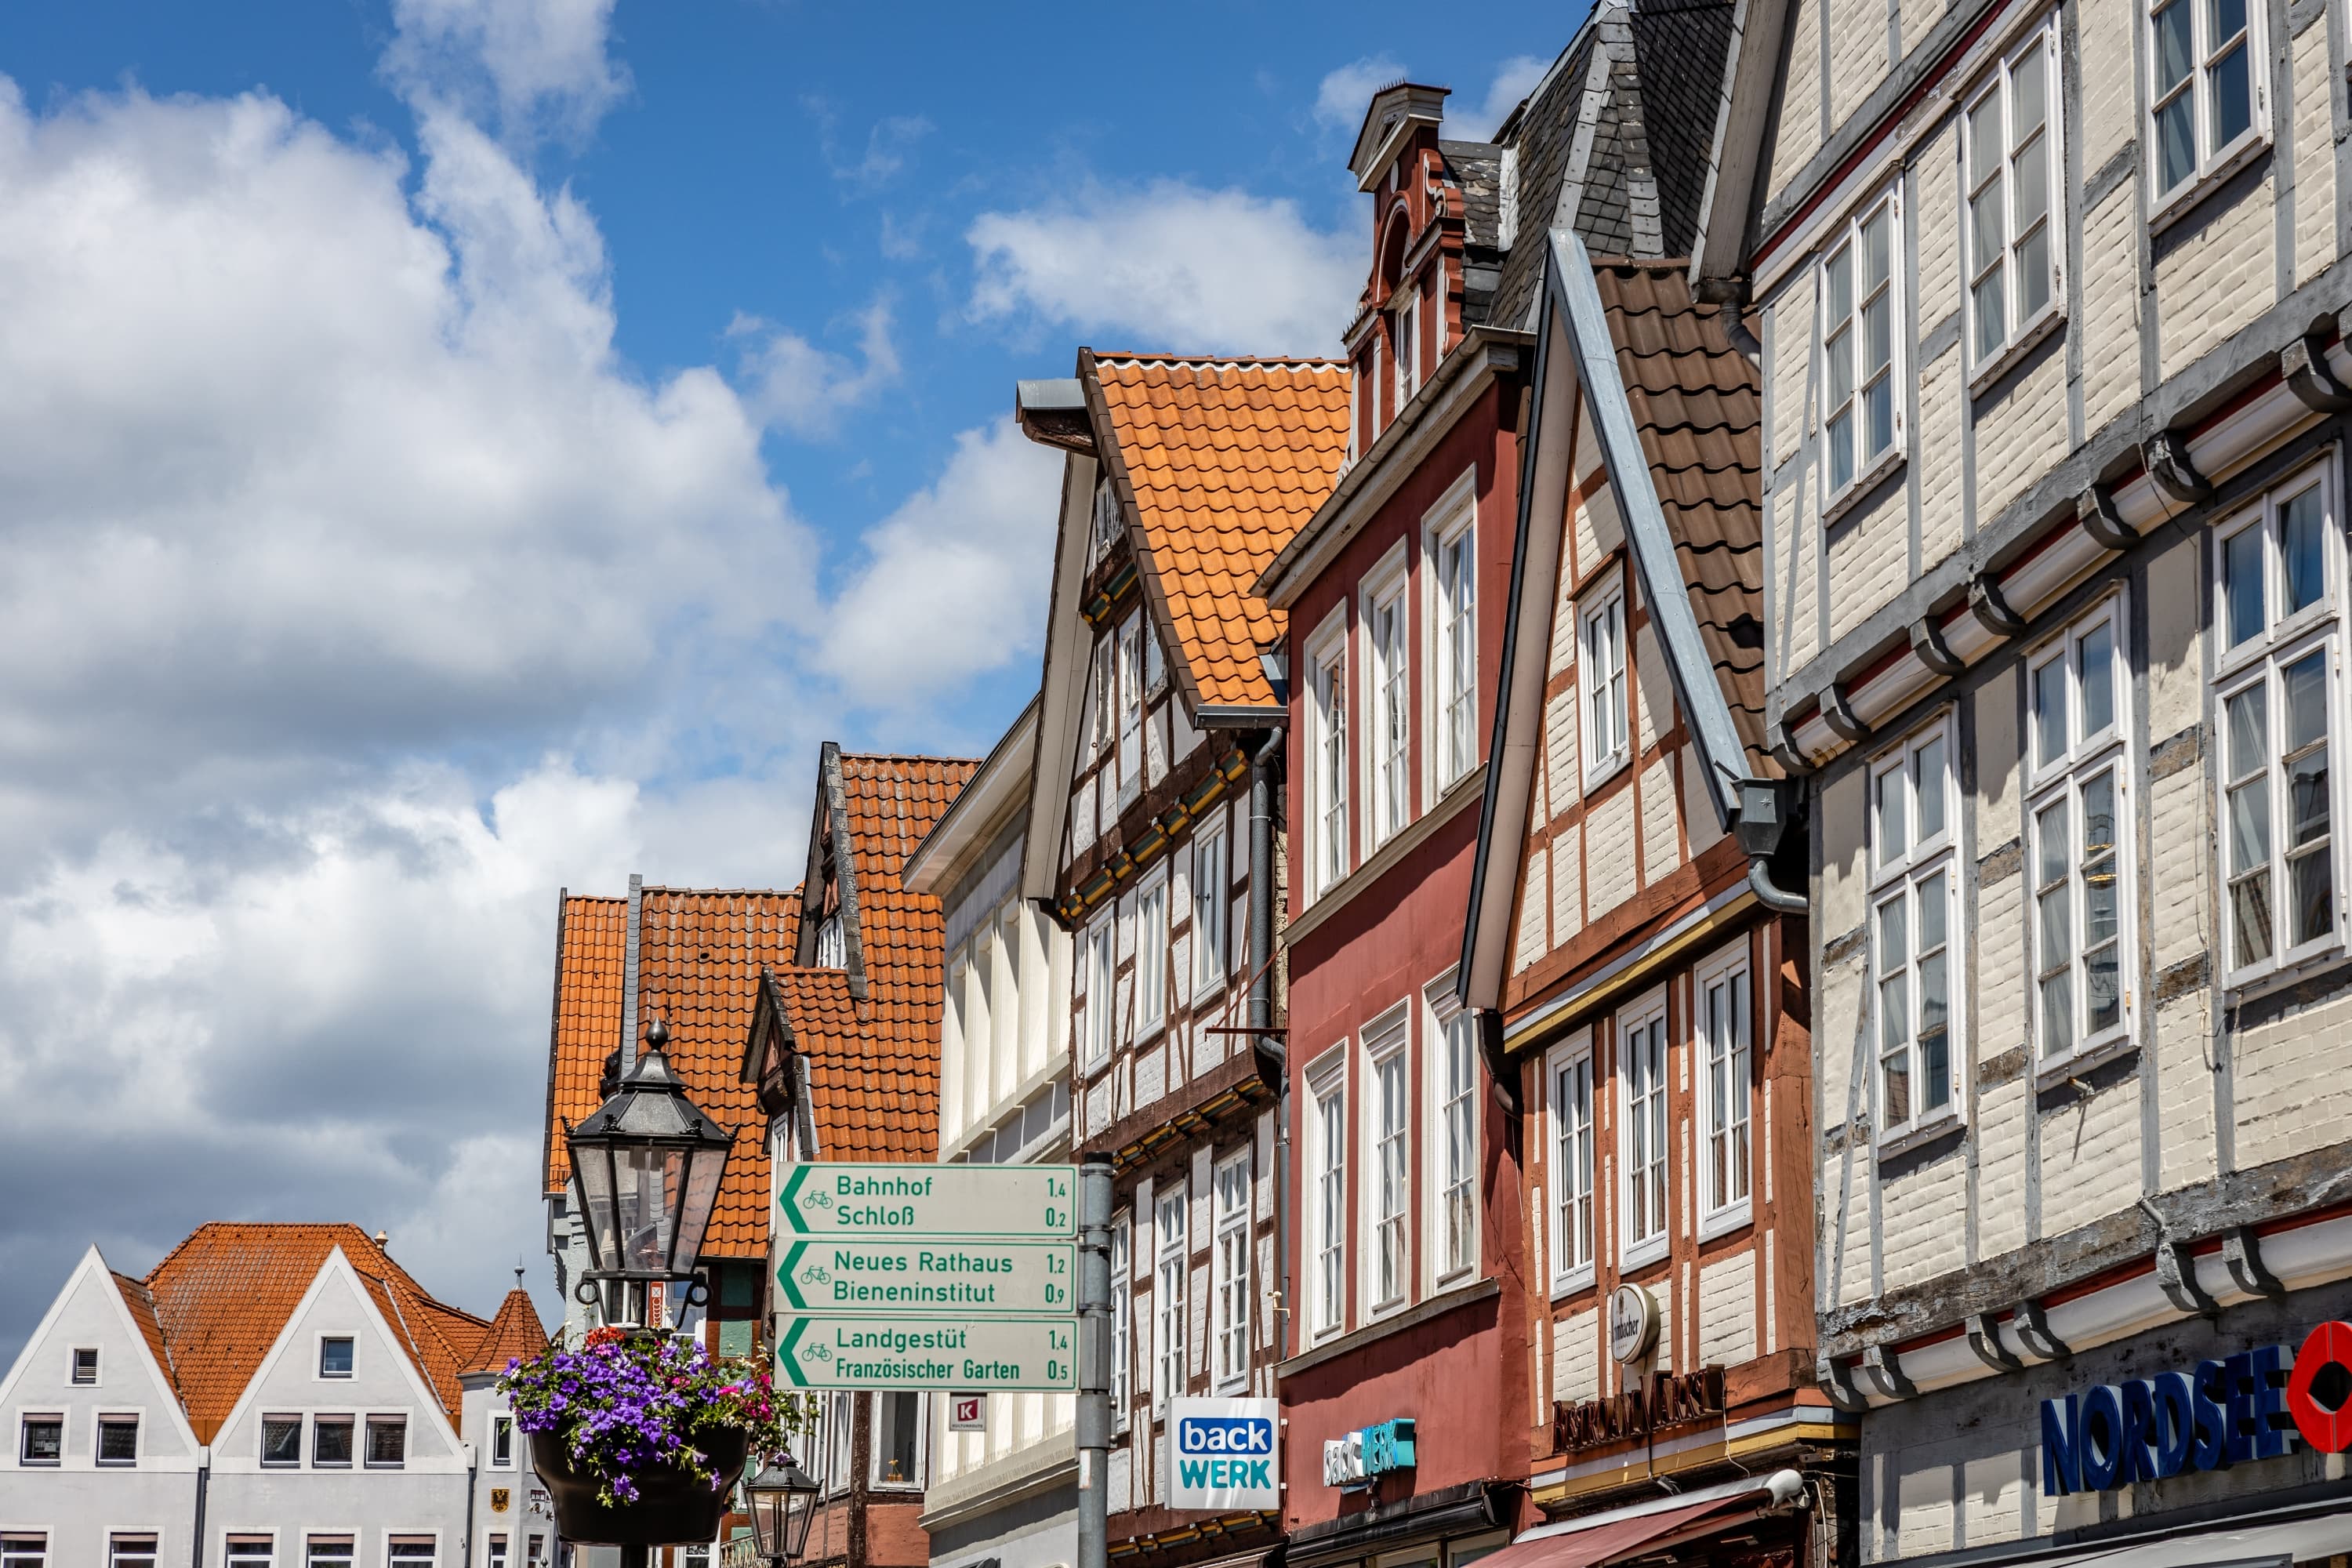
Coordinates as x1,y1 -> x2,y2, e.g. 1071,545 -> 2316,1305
0,0 -> 1560,1359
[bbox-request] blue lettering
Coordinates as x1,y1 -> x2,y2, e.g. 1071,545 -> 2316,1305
2224,1352 -> 2257,1465
2150,1371 -> 2194,1478
2078,1385 -> 2123,1491
2118,1379 -> 2158,1485
1179,1459 -> 1210,1488
2042,1396 -> 2080,1497
2251,1345 -> 2296,1459
2192,1360 -> 2231,1472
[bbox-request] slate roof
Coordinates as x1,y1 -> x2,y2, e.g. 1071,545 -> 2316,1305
1087,354 -> 1352,713
1592,260 -> 1770,771
1440,140 -> 1504,252
139,1222 -> 495,1440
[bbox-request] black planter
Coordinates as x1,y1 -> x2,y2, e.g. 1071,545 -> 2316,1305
529,1428 -> 751,1545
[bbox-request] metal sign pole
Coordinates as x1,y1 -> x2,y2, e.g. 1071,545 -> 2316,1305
1076,1154 -> 1113,1568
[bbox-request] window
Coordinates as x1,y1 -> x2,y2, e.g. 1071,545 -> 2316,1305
1395,287 -> 1419,411
319,1336 -> 354,1378
1872,720 -> 1961,1135
491,1414 -> 514,1467
815,913 -> 845,969
0,1541 -> 41,1568
1581,579 -> 1629,783
1192,826 -> 1229,995
18,1415 -> 60,1465
1212,1151 -> 1251,1388
306,1539 -> 354,1568
1117,612 -> 1145,804
2029,603 -> 2132,1059
1698,947 -> 1754,1226
523,1542 -> 543,1568
1432,511 -> 1478,787
387,1541 -> 434,1568
366,1415 -> 408,1467
872,1391 -> 920,1486
1309,1065 -> 1347,1337
1154,1183 -> 1187,1409
97,1414 -> 139,1465
487,1541 -> 508,1568
1366,1021 -> 1410,1311
71,1348 -> 98,1385
2149,0 -> 2259,204
1619,1000 -> 1670,1262
110,1538 -> 156,1568
1367,578 -> 1411,845
1091,634 -> 1119,768
313,1415 -> 354,1466
1109,1216 -> 1131,1428
1136,873 -> 1169,1037
1550,1042 -> 1595,1286
1091,476 -> 1123,567
1964,25 -> 2061,366
226,1541 -> 273,1568
2216,477 -> 2340,983
1083,913 -> 1116,1070
1310,627 -> 1350,894
1431,994 -> 1478,1282
263,1414 -> 303,1466
1821,190 -> 1901,495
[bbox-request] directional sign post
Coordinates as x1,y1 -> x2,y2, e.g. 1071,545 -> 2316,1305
778,1163 -> 1080,1240
775,1239 -> 1077,1315
773,1314 -> 1077,1392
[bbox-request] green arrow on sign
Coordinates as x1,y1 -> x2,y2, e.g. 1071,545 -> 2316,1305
777,1166 -> 815,1234
775,1317 -> 810,1388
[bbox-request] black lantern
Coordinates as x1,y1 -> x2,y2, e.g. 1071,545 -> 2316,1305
742,1455 -> 822,1564
564,1019 -> 735,1327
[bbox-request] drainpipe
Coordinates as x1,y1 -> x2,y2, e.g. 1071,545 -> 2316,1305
462,1441 -> 479,1568
1245,725 -> 1290,1363
191,1446 -> 211,1568
1733,779 -> 1809,914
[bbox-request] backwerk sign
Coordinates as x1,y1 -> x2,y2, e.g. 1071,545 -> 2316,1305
1167,1397 -> 1279,1510
2040,1319 -> 2352,1494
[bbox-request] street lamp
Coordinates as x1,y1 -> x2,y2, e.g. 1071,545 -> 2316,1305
742,1456 -> 822,1565
564,1018 -> 735,1328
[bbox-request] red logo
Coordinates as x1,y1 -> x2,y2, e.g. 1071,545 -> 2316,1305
2288,1319 -> 2352,1453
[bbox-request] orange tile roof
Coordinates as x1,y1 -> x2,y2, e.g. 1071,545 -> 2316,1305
837,754 -> 980,886
1087,354 -> 1352,711
463,1287 -> 552,1376
111,1272 -> 178,1409
141,1222 -> 491,1440
543,893 -> 626,1196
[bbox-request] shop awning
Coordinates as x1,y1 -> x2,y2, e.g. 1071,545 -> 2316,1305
1475,1471 -> 1805,1568
1994,1504 -> 2352,1568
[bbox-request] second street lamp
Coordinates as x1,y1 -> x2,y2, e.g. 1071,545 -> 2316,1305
742,1456 -> 823,1566
563,1018 -> 735,1328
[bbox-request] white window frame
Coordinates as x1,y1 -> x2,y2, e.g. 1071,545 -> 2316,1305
16,1413 -> 61,1466
1871,715 -> 1965,1143
1152,1181 -> 1188,1412
1695,941 -> 1755,1238
2026,597 -> 2135,1067
1425,975 -> 1479,1287
1109,1215 -> 1132,1430
223,1541 -> 275,1568
1580,572 -> 1631,787
1362,546 -> 1413,848
1191,822 -> 1230,1000
1211,1149 -> 1251,1392
311,1414 -> 355,1468
1306,1048 -> 1348,1341
1116,611 -> 1145,808
1616,990 -> 1671,1269
1091,633 -> 1118,767
1305,608 -> 1352,897
71,1348 -> 98,1386
1962,21 -> 2064,377
491,1414 -> 514,1468
1092,476 -> 1123,569
317,1333 -> 356,1380
1425,474 -> 1480,793
1395,285 -> 1420,412
2145,0 -> 2267,215
1362,1006 -> 1412,1315
260,1411 -> 304,1468
868,1391 -> 926,1488
1135,869 -> 1170,1041
1081,911 -> 1116,1072
1546,1032 -> 1597,1295
109,1538 -> 158,1568
1817,184 -> 1905,505
2213,470 -> 2344,988
95,1410 -> 140,1467
1,1538 -> 46,1568
363,1414 -> 408,1469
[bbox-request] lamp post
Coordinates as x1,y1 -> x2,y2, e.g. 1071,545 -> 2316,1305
742,1456 -> 822,1566
564,1018 -> 735,1330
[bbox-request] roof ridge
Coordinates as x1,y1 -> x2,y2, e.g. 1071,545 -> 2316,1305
1087,353 -> 1348,369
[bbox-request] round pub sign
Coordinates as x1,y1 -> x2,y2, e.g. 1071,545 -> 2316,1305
1610,1283 -> 1661,1364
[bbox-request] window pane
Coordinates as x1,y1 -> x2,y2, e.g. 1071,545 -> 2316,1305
1915,738 -> 1948,841
2085,942 -> 2122,1034
2082,773 -> 2121,948
1865,378 -> 1896,463
2232,863 -> 2277,965
320,1337 -> 354,1377
263,1417 -> 302,1465
97,1418 -> 137,1462
1826,325 -> 1854,407
2015,129 -> 2049,230
1969,95 -> 2002,183
2040,960 -> 2074,1054
2290,829 -> 2334,946
1974,274 -> 2007,361
2228,776 -> 2272,875
2225,526 -> 2266,647
2211,42 -> 2252,146
2209,0 -> 2248,39
2018,225 -> 2053,318
1970,186 -> 2004,278
2013,45 -> 2047,135
1828,409 -> 1856,492
2154,0 -> 2194,90
2283,489 -> 2326,615
367,1419 -> 405,1466
1881,986 -> 1911,1127
2079,622 -> 2115,737
2227,683 -> 2270,786
1863,210 -> 1890,292
1919,869 -> 1949,954
2156,94 -> 2197,191
1826,248 -> 1853,326
2033,656 -> 2068,766
314,1421 -> 353,1465
1919,949 -> 1951,1111
2285,648 -> 2328,754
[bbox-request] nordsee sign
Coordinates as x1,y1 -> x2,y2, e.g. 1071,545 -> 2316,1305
2040,1320 -> 2352,1494
1167,1397 -> 1279,1509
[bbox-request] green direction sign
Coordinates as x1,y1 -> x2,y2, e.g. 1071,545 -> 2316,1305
777,1163 -> 1078,1240
775,1239 -> 1076,1315
774,1314 -> 1076,1392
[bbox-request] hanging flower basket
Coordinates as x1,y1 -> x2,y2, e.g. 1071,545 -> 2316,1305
501,1327 -> 810,1547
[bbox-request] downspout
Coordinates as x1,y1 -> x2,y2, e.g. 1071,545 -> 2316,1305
1245,724 -> 1290,1363
462,1440 -> 480,1568
191,1446 -> 211,1568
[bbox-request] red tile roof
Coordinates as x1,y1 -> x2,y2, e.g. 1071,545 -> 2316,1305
463,1287 -> 551,1376
543,893 -> 626,1197
1087,354 -> 1352,712
837,755 -> 980,886
140,1222 -> 493,1441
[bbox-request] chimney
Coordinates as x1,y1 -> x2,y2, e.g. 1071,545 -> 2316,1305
374,1229 -> 389,1250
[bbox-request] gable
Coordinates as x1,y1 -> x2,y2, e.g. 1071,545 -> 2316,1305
0,1250 -> 198,1462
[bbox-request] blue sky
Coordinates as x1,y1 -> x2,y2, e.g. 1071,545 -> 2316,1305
0,0 -> 1568,1352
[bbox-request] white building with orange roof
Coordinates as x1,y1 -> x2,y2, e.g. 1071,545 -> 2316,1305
0,1222 -> 549,1568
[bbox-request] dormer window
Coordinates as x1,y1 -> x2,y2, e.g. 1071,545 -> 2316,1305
1091,477 -> 1122,568
815,913 -> 845,969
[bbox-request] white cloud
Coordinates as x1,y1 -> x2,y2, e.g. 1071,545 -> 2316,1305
1314,54 -> 1405,132
818,419 -> 1064,710
387,0 -> 630,140
967,180 -> 1359,357
1457,53 -> 1550,140
731,296 -> 903,438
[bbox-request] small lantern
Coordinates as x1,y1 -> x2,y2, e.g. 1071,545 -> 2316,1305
742,1456 -> 822,1564
564,1019 -> 735,1325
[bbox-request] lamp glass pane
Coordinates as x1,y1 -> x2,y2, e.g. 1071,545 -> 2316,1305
615,1145 -> 672,1273
572,1152 -> 615,1271
673,1144 -> 724,1270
